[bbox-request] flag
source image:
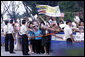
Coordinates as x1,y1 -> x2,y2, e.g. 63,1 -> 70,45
36,5 -> 61,17
36,5 -> 47,14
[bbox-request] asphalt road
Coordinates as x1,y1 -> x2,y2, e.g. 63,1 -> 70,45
1,41 -> 84,56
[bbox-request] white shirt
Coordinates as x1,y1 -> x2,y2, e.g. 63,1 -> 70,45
72,22 -> 77,28
59,24 -> 66,29
7,23 -> 14,34
20,25 -> 27,35
74,16 -> 80,23
3,25 -> 8,34
64,25 -> 72,40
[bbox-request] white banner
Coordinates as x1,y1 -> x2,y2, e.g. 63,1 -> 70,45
36,5 -> 61,17
74,32 -> 84,41
52,33 -> 84,41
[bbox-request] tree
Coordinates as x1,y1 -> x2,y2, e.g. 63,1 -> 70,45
58,1 -> 80,12
58,1 -> 84,21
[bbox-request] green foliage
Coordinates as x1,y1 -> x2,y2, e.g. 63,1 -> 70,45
58,1 -> 80,12
64,12 -> 75,21
58,1 -> 82,21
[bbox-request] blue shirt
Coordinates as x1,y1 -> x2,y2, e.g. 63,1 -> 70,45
27,29 -> 34,39
33,29 -> 42,40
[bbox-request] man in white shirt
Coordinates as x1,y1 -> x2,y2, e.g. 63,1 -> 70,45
7,20 -> 15,53
3,20 -> 9,51
64,20 -> 74,47
20,20 -> 30,55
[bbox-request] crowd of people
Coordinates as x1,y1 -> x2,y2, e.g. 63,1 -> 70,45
1,15 -> 84,55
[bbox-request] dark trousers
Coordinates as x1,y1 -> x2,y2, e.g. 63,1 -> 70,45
46,43 -> 50,54
47,35 -> 51,52
42,36 -> 51,54
5,34 -> 9,51
21,34 -> 28,55
30,39 -> 35,52
34,40 -> 42,54
32,39 -> 36,53
7,34 -> 14,53
66,38 -> 73,47
45,36 -> 51,54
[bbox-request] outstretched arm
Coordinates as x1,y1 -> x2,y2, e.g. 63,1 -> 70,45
27,27 -> 33,32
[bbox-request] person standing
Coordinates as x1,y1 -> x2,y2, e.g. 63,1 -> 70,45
3,20 -> 9,51
14,21 -> 21,51
33,25 -> 42,54
64,20 -> 74,47
7,20 -> 15,53
27,22 -> 34,54
42,24 -> 51,54
20,20 -> 30,55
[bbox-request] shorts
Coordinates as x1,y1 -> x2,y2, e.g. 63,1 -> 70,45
28,39 -> 34,45
1,36 -> 5,44
28,40 -> 31,45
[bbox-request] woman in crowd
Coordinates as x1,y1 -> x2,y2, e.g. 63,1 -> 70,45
40,22 -> 51,54
14,21 -> 21,51
40,21 -> 45,54
33,22 -> 42,54
27,21 -> 34,54
39,16 -> 59,54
